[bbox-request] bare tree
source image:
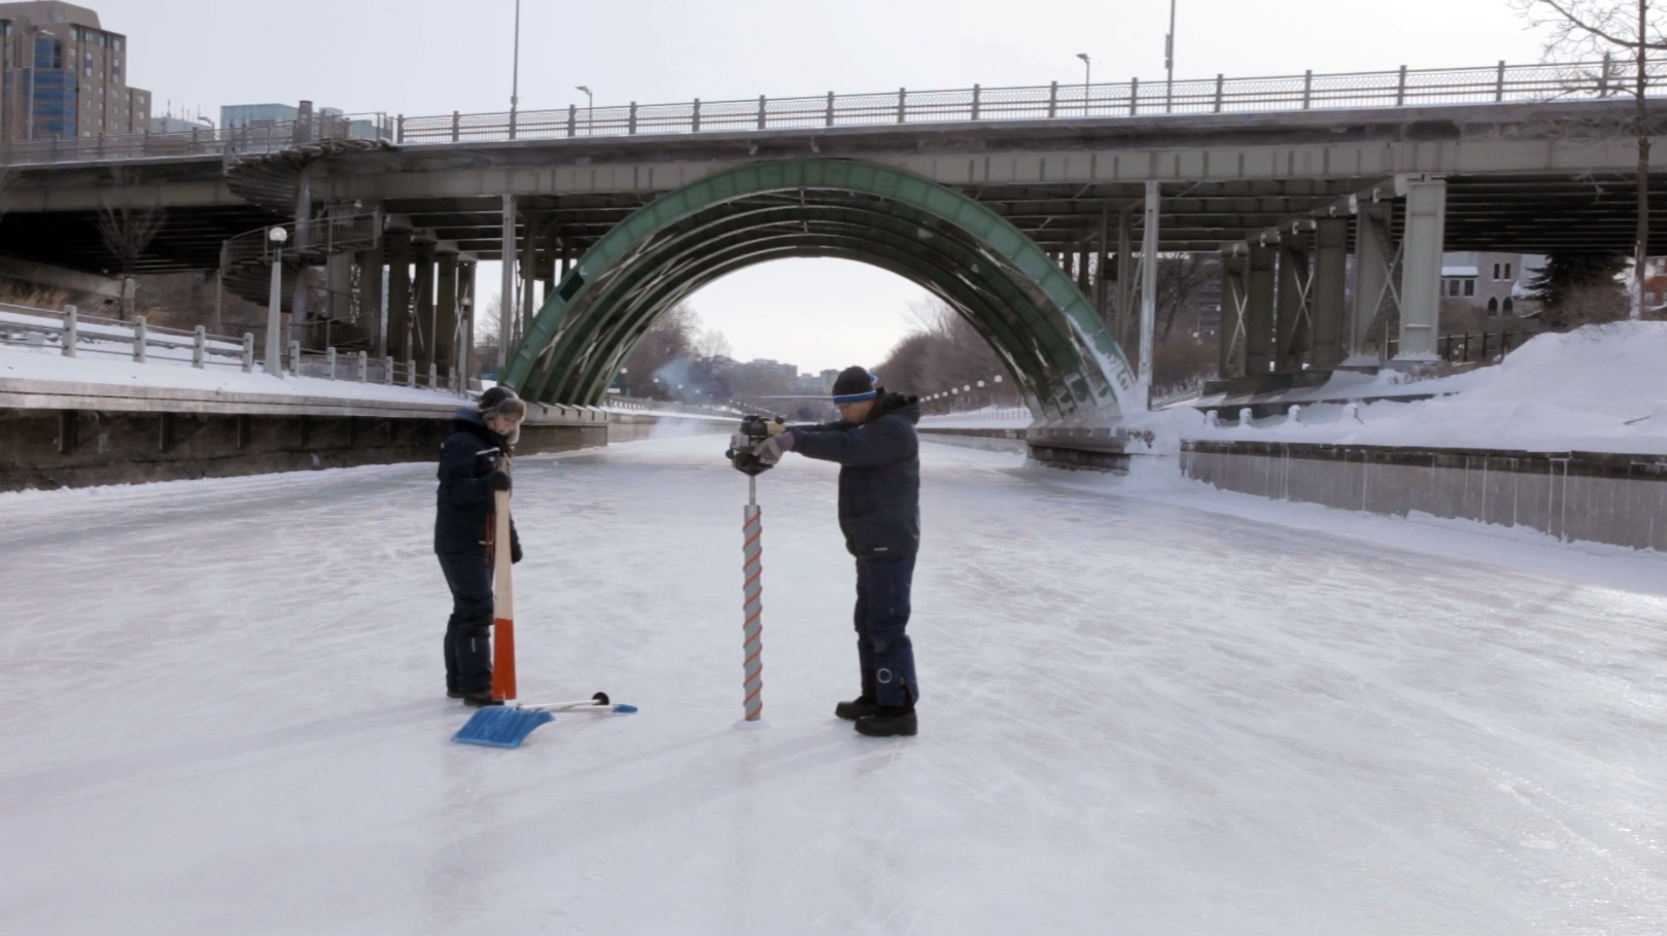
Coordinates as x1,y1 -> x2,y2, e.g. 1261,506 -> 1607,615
96,167 -> 165,319
1511,0 -> 1667,319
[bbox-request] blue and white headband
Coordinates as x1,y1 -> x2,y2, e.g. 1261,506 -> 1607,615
832,389 -> 878,404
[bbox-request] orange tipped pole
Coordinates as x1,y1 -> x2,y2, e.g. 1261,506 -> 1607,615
491,486 -> 517,701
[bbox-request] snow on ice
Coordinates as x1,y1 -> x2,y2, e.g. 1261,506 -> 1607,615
1,435 -> 1663,935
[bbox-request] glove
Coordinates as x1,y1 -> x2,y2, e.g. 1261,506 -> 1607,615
754,431 -> 796,465
487,471 -> 512,492
511,541 -> 524,564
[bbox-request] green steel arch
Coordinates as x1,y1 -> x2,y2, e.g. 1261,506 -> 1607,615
501,159 -> 1135,423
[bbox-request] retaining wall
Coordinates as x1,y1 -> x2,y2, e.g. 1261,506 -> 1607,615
1181,440 -> 1667,550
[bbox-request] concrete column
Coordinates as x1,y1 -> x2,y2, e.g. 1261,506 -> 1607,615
1095,204 -> 1111,325
435,252 -> 459,382
1275,234 -> 1310,374
1311,218 -> 1349,370
1138,181 -> 1159,395
385,231 -> 412,361
291,168 -> 312,341
458,260 -> 477,388
326,251 -> 353,322
500,194 -> 517,360
520,212 -> 537,338
1351,201 -> 1394,359
1218,247 -> 1249,378
356,246 -> 385,357
1075,242 -> 1092,295
1397,177 -> 1446,359
1115,204 -> 1134,349
413,242 -> 435,371
1245,246 -> 1277,375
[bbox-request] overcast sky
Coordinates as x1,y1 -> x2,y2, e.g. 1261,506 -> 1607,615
103,0 -> 1558,373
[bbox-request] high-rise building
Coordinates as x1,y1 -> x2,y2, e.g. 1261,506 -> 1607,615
0,2 -> 151,141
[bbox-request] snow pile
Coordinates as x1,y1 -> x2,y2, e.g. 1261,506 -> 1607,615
917,405 -> 1031,429
1175,322 -> 1667,454
0,341 -> 471,406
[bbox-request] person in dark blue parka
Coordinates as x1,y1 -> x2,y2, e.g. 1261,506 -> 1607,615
435,386 -> 526,707
755,366 -> 922,737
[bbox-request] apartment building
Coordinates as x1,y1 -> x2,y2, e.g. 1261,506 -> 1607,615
0,2 -> 151,140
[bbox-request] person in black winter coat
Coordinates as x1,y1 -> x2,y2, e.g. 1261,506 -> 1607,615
435,386 -> 526,707
755,365 -> 922,737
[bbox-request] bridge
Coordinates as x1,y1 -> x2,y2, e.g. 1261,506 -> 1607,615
2,58 -> 1664,442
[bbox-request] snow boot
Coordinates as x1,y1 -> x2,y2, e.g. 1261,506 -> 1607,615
462,691 -> 503,707
447,688 -> 465,699
855,704 -> 917,737
835,694 -> 881,721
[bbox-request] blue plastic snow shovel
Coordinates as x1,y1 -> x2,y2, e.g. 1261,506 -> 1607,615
452,692 -> 638,749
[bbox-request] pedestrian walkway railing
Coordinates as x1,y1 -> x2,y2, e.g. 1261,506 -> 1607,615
0,59 -> 1656,167
606,394 -> 741,418
0,300 -> 478,394
394,58 -> 1660,144
918,406 -> 1033,423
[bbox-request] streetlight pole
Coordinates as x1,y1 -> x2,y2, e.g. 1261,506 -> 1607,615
576,86 -> 593,135
510,0 -> 521,118
1165,0 -> 1177,113
264,226 -> 289,376
1076,53 -> 1091,116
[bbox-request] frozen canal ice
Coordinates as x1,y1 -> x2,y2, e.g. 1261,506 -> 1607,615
1,435 -> 1663,935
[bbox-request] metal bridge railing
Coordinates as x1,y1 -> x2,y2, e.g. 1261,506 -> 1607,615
393,57 -> 1660,144
222,213 -> 381,267
0,58 -> 1659,167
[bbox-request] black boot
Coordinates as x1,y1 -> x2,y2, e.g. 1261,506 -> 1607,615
447,689 -> 465,699
855,704 -> 917,737
835,694 -> 880,721
461,690 -> 502,707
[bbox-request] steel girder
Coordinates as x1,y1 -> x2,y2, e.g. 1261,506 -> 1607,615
502,159 -> 1135,423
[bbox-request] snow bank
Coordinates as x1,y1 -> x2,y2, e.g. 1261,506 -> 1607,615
1171,323 -> 1667,454
0,342 -> 471,406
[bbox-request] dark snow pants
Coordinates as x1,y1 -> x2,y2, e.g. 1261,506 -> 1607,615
437,550 -> 494,694
854,555 -> 919,707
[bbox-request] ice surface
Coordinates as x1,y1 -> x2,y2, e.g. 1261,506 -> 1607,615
1,437 -> 1663,935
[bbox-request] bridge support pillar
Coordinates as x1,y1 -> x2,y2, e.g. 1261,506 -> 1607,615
386,231 -> 412,362
1245,245 -> 1277,375
1115,204 -> 1134,351
413,241 -> 436,373
326,251 -> 353,323
458,259 -> 477,389
1397,177 -> 1446,359
1311,218 -> 1348,370
1138,180 -> 1159,397
357,245 -> 385,358
436,250 -> 459,386
1350,201 -> 1394,359
1218,247 -> 1248,378
500,194 -> 517,359
1275,233 -> 1310,374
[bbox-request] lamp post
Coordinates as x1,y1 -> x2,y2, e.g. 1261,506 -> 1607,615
993,373 -> 1004,407
510,0 -> 521,119
264,226 -> 288,376
977,379 -> 986,408
576,85 -> 593,135
1076,53 -> 1091,116
1165,0 -> 1177,113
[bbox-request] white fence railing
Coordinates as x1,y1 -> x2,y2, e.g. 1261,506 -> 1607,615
0,58 -> 1657,167
0,301 -> 474,393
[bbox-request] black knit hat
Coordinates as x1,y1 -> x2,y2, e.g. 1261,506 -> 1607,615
831,366 -> 877,403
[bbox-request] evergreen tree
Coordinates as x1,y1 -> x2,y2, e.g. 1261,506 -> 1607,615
1522,252 -> 1629,310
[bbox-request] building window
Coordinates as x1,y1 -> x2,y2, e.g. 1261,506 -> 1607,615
1505,263 -> 1513,279
1492,263 -> 1501,279
113,37 -> 122,51
1463,280 -> 1475,297
1504,297 -> 1515,314
1487,297 -> 1499,314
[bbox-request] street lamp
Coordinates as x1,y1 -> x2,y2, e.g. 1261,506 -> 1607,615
977,379 -> 986,408
1076,53 -> 1091,116
1165,0 -> 1177,113
511,0 -> 521,117
264,226 -> 288,376
576,85 -> 594,135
